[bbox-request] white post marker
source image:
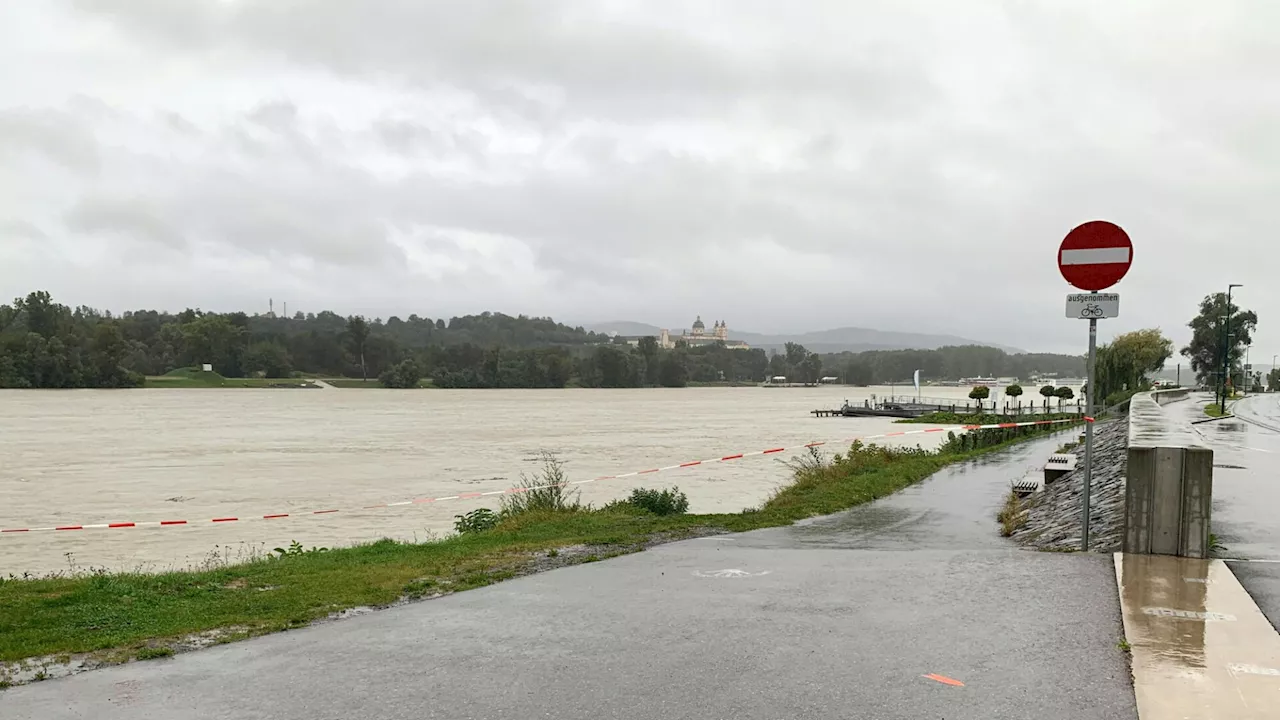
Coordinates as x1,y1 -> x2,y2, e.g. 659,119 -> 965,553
1058,220 -> 1133,551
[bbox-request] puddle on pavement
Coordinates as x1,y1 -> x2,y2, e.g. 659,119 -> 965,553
781,435 -> 1069,550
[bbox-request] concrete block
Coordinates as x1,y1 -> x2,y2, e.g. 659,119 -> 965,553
1149,447 -> 1185,556
1124,446 -> 1156,554
1044,453 -> 1078,484
1123,392 -> 1214,558
1179,447 -> 1214,558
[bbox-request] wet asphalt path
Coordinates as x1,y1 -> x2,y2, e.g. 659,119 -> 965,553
1177,393 -> 1280,632
2,431 -> 1136,720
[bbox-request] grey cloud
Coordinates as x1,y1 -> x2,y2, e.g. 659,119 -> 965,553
74,0 -> 937,122
65,196 -> 186,250
0,106 -> 100,173
0,219 -> 48,241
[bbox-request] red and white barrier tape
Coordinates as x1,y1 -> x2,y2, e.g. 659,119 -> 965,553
0,418 -> 1082,535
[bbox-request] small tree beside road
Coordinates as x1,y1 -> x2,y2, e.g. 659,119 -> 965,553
1039,384 -> 1056,411
968,385 -> 990,410
1005,383 -> 1023,410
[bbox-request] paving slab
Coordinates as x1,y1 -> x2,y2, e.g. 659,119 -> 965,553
1116,553 -> 1280,719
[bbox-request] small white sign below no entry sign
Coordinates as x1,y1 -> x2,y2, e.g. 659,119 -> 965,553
1066,293 -> 1120,320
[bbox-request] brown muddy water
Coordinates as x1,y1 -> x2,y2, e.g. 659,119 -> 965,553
0,385 -> 1005,575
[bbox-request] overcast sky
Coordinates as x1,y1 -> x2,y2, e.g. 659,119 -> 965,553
1,1 -> 1277,356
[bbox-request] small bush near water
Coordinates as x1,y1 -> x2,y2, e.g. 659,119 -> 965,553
500,451 -> 581,516
454,508 -> 499,534
626,487 -> 690,515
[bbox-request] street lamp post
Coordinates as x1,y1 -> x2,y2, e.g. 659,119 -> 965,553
1222,284 -> 1242,415
1244,345 -> 1252,395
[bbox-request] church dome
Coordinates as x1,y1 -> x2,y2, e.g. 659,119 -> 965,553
692,316 -> 705,331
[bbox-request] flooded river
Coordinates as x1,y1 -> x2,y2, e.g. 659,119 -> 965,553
1,385 -> 1007,575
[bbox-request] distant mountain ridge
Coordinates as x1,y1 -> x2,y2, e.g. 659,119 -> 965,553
585,321 -> 1026,355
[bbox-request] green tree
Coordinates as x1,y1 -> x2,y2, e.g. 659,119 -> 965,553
1095,328 -> 1173,404
593,345 -> 637,388
658,353 -> 689,388
379,359 -> 422,388
242,341 -> 294,378
843,359 -> 873,385
346,316 -> 371,381
1039,384 -> 1056,411
545,352 -> 571,388
638,336 -> 660,386
768,354 -> 788,380
969,385 -> 990,408
16,290 -> 64,339
1055,386 -> 1074,401
783,342 -> 809,368
1005,383 -> 1023,399
180,314 -> 245,377
86,322 -> 141,387
798,352 -> 823,384
1181,292 -> 1257,389
1268,368 -> 1280,392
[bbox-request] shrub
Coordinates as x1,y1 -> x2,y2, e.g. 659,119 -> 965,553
271,540 -> 328,558
500,451 -> 580,517
453,508 -> 499,534
627,486 -> 690,515
379,359 -> 422,388
997,490 -> 1027,537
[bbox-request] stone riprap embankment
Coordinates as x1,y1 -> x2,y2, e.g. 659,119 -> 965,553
1010,418 -> 1128,552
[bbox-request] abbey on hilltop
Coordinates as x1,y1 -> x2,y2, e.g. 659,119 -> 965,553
658,316 -> 750,350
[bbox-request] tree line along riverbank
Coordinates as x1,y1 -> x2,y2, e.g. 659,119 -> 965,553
0,418 -> 1076,684
1,290 -> 1090,390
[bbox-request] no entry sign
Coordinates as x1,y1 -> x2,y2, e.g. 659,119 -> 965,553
1058,221 -> 1132,291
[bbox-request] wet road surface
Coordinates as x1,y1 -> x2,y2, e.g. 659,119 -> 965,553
1172,393 -> 1280,632
3,432 -> 1138,720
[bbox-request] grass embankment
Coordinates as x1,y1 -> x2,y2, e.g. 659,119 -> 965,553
897,411 -> 1081,425
0,421 -> 1077,672
1203,402 -> 1230,418
145,368 -> 319,389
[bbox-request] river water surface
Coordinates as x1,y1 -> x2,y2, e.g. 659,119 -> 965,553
1,385 -> 1017,575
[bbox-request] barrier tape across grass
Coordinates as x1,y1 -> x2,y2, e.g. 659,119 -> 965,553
1,418 -> 1085,535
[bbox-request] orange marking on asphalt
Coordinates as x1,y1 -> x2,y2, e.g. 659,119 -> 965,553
922,673 -> 965,687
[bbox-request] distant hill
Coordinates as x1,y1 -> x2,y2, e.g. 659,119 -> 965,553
585,321 -> 1026,354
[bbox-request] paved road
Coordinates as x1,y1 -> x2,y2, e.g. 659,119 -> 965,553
2,433 -> 1137,720
1176,392 -> 1280,632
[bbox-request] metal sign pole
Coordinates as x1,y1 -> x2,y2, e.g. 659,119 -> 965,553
1081,317 -> 1097,551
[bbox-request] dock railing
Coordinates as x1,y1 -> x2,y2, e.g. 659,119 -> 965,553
871,395 -> 1086,416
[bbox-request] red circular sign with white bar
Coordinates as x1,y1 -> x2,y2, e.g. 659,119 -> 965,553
1058,221 -> 1133,291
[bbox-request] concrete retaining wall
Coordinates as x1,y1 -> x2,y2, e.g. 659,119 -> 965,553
1123,391 -> 1212,558
1150,387 -> 1190,406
